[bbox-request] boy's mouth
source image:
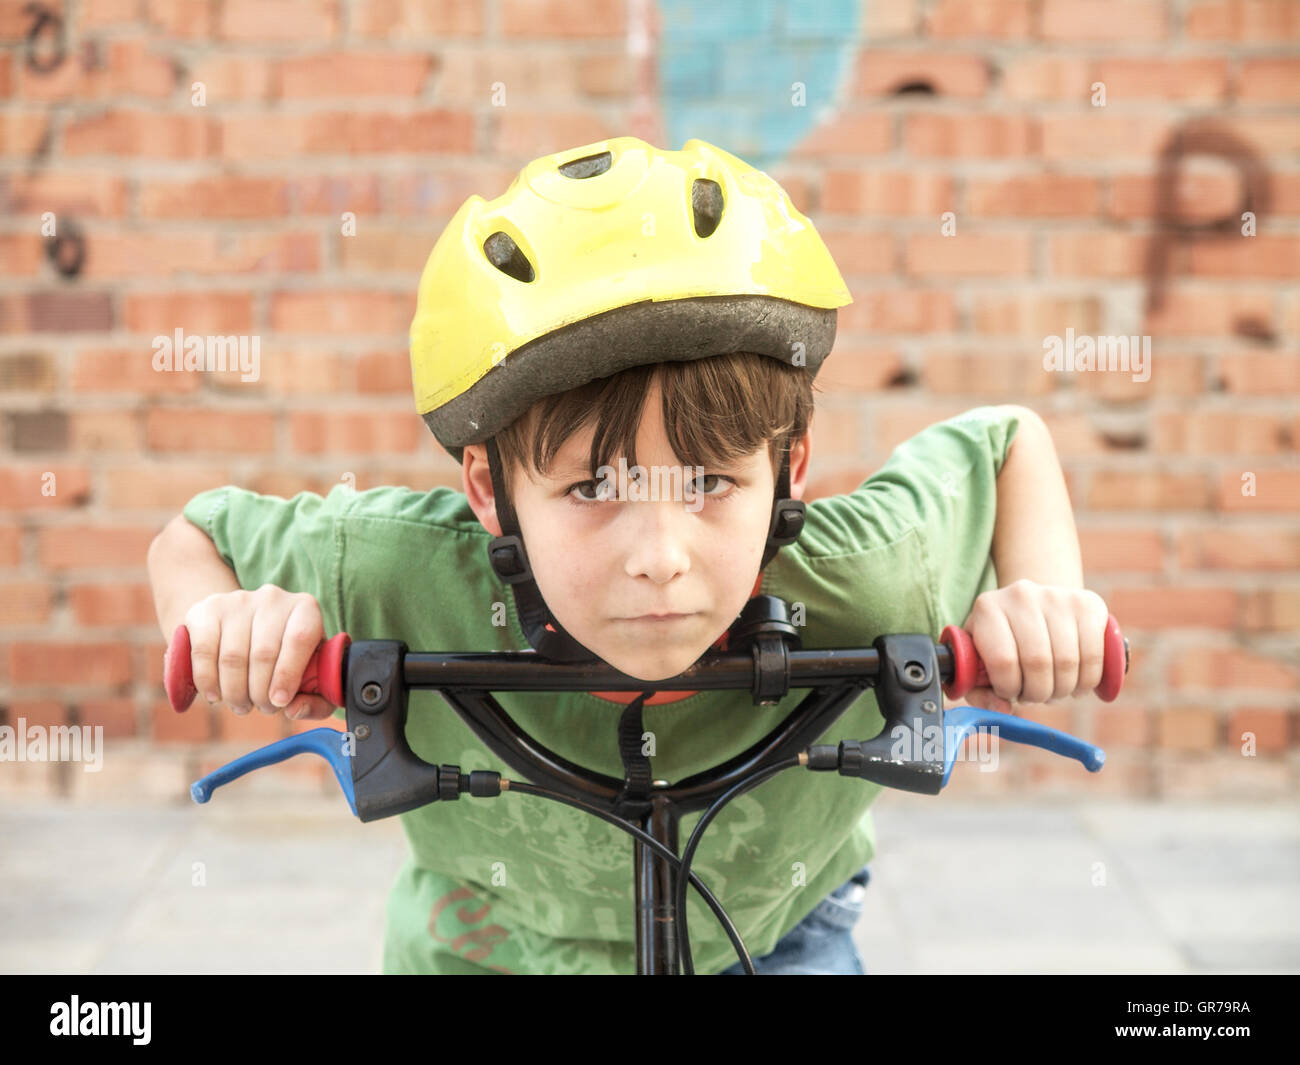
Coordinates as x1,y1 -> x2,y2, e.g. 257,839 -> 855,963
620,613 -> 695,622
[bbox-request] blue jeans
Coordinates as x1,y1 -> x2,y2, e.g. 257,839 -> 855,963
718,865 -> 870,975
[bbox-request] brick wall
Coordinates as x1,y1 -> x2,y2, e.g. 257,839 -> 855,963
1,0 -> 1297,803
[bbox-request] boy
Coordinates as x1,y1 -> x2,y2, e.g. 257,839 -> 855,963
148,137 -> 1111,975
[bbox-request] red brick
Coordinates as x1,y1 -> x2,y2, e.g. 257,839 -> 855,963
1188,236 -> 1300,279
1186,0 -> 1300,40
1079,528 -> 1165,573
1108,170 -> 1244,224
1086,472 -> 1212,510
494,111 -> 616,159
78,232 -> 222,281
218,0 -> 338,41
1090,58 -> 1228,103
0,525 -> 21,566
1169,647 -> 1298,690
289,411 -> 425,454
39,525 -> 158,570
819,229 -> 896,277
105,465 -> 233,510
575,54 -> 631,99
1048,233 -> 1155,278
906,234 -> 1032,277
1092,704 -> 1152,747
1108,586 -> 1239,629
202,233 -> 320,275
1238,587 -> 1300,632
0,112 -> 50,156
213,704 -> 291,743
1227,708 -> 1292,753
0,51 -> 8,97
76,698 -> 139,739
1237,58 -> 1300,102
1268,172 -> 1300,215
19,39 -> 175,102
822,170 -> 953,216
1232,117 -> 1300,157
69,411 -> 143,452
1072,352 -> 1203,402
921,351 -> 1055,397
220,110 -> 475,158
291,173 -> 384,216
123,292 -> 254,334
791,112 -> 894,157
0,172 -> 129,218
355,351 -> 415,394
1040,0 -> 1168,41
270,291 -> 411,335
278,52 -> 433,97
144,0 -> 218,38
64,111 -> 217,159
146,409 -> 275,453
1177,528 -> 1300,571
852,51 -> 990,98
1154,707 -> 1220,751
186,54 -> 272,101
838,288 -> 957,333
501,0 -> 625,36
1041,116 -> 1173,161
0,235 -> 44,276
70,583 -> 159,627
1153,411 -> 1287,455
1216,470 -> 1300,512
927,0 -> 1033,37
73,348 -> 200,396
1145,289 -> 1276,337
967,174 -> 1098,217
0,467 -> 92,510
152,699 -> 215,742
138,176 -> 289,219
806,406 -> 863,461
1000,56 -> 1090,102
905,114 -> 1036,157
338,225 -> 439,273
4,700 -> 66,729
0,581 -> 52,625
354,0 -> 484,37
8,642 -> 133,686
973,294 -> 1102,336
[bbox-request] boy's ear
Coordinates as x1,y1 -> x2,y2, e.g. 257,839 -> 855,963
462,443 -> 504,538
786,426 -> 813,501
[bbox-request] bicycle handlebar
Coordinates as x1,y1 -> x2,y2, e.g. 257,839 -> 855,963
164,616 -> 1128,714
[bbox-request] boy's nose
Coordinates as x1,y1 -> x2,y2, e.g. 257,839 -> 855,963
621,501 -> 693,582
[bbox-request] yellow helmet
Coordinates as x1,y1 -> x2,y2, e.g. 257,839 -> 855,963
410,135 -> 853,464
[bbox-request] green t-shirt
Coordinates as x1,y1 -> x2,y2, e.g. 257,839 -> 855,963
181,404 -> 1020,974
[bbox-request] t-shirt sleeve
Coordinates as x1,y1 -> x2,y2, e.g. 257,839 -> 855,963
867,405 -> 1022,632
180,484 -> 350,644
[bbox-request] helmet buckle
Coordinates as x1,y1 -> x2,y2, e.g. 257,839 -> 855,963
488,535 -> 534,584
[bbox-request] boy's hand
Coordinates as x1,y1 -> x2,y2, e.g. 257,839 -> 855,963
955,579 -> 1111,714
182,584 -> 336,720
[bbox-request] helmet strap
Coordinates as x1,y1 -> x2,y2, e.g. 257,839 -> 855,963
482,436 -> 805,661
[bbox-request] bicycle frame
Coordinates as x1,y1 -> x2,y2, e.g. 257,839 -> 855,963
173,595 -> 1122,974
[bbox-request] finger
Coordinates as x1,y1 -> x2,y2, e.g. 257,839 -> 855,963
1073,593 -> 1109,697
1000,594 -> 1054,705
185,605 -> 223,707
217,598 -> 254,715
248,596 -> 295,714
270,596 -> 324,712
1041,599 -> 1080,701
284,694 -> 336,721
967,604 -> 1022,704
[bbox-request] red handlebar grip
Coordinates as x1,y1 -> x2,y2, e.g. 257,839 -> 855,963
940,615 -> 1129,702
164,624 -> 351,712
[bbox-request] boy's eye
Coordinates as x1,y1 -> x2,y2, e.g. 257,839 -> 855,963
566,473 -> 735,503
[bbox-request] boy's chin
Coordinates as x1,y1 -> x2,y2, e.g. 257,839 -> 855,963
596,644 -> 712,685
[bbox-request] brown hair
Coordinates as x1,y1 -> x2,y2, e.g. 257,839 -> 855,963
492,351 -> 817,503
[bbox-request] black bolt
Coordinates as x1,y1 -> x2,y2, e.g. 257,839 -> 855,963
361,682 -> 382,705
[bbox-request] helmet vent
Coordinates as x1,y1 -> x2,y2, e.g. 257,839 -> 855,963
691,178 -> 724,238
557,151 -> 612,179
483,231 -> 535,283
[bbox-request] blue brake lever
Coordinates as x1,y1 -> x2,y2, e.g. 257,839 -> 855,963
190,727 -> 357,816
941,706 -> 1105,788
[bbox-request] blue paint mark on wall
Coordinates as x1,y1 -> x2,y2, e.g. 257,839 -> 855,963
657,0 -> 861,169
